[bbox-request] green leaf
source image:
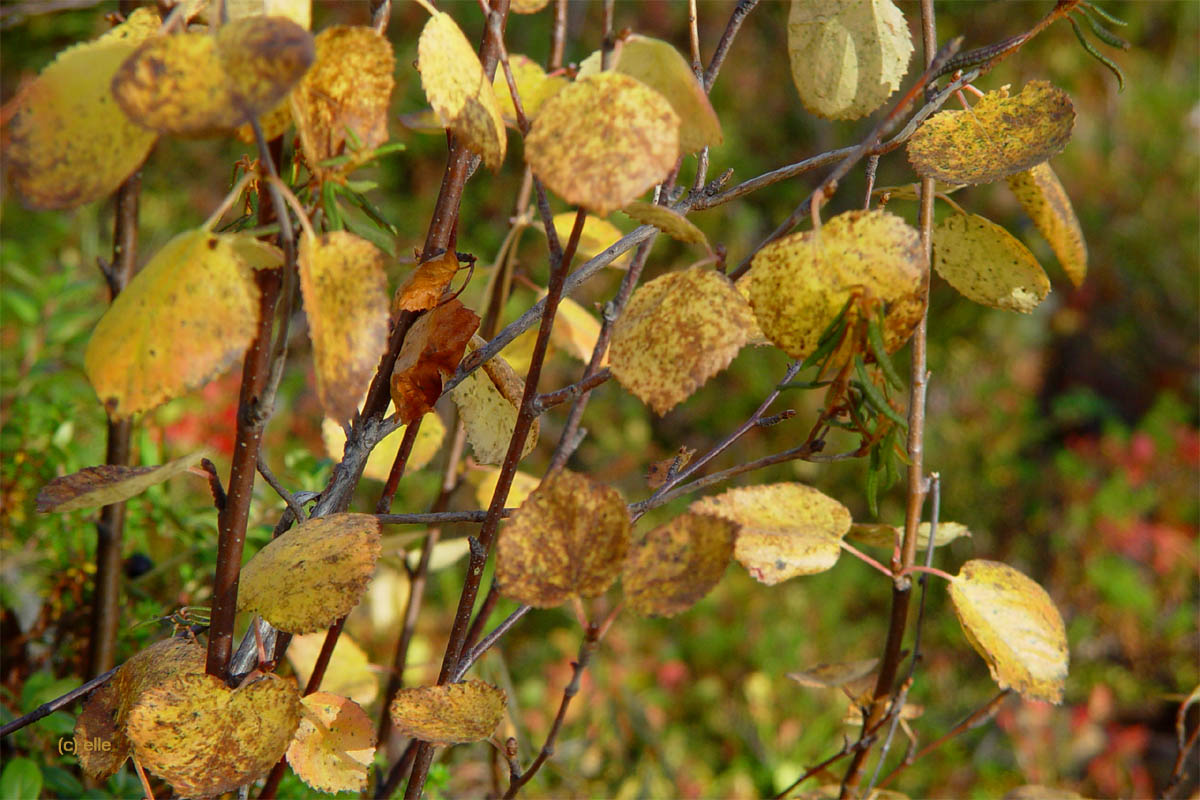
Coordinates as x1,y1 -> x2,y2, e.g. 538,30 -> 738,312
1,758 -> 42,800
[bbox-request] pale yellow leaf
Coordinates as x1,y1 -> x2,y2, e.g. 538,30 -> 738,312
322,406 -> 445,481
549,295 -> 604,365
471,468 -> 541,510
1006,163 -> 1087,287
450,336 -> 538,465
510,0 -> 550,12
287,632 -> 379,707
492,53 -> 566,127
227,0 -> 311,28
933,213 -> 1050,313
540,213 -> 630,268
286,693 -> 375,794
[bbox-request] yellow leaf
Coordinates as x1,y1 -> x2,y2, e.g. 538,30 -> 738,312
287,632 -> 379,706
450,336 -> 539,465
471,468 -> 541,509
510,0 -> 550,12
298,231 -> 390,424
499,325 -> 539,375
624,512 -> 736,617
948,560 -> 1069,703
622,202 -> 709,248
390,680 -> 506,746
525,72 -> 679,216
287,693 -> 376,794
549,295 -> 604,365
496,469 -> 630,607
417,11 -> 506,169
84,229 -> 275,419
6,10 -> 159,209
227,0 -> 311,28
539,212 -> 631,268
691,483 -> 852,585
292,26 -> 394,174
36,450 -> 207,513
238,513 -> 382,634
786,0 -> 913,120
126,672 -> 301,797
322,406 -> 445,481
609,266 -> 758,414
786,658 -> 879,689
906,81 -> 1075,185
579,35 -> 721,154
491,53 -> 567,127
1002,787 -> 1086,800
112,16 -> 314,138
933,213 -> 1050,313
1006,163 -> 1088,287
847,521 -> 971,550
74,638 -> 206,780
744,209 -> 923,359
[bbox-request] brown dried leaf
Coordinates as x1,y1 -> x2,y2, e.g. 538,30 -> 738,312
609,266 -> 757,415
525,72 -> 679,215
624,512 -> 736,617
84,229 -> 275,419
299,231 -> 389,424
744,209 -> 923,359
948,559 -> 1069,703
75,638 -> 206,780
691,483 -> 852,585
389,680 -> 507,746
394,252 -> 459,313
906,81 -> 1075,185
292,26 -> 394,173
417,11 -> 506,169
787,658 -> 880,689
238,513 -> 382,634
1006,163 -> 1087,287
37,451 -> 206,513
112,16 -> 314,137
6,9 -> 159,210
933,213 -> 1050,313
622,202 -> 709,248
450,336 -> 539,465
126,672 -> 301,797
286,692 -> 376,794
389,299 -> 480,425
496,469 -> 631,607
646,446 -> 695,490
492,53 -> 567,127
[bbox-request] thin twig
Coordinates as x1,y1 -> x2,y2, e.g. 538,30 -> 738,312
452,604 -> 532,682
533,368 -> 612,413
256,451 -> 305,522
0,667 -> 118,739
376,508 -> 514,526
703,0 -> 760,91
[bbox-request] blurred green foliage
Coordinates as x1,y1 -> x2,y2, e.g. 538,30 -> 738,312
1,2 -> 1196,798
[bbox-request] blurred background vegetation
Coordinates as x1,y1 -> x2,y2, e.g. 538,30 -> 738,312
1,2 -> 1196,798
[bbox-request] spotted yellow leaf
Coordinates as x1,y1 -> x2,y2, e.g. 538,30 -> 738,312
389,680 -> 506,746
787,0 -> 913,120
907,81 -> 1075,185
934,213 -> 1050,313
691,483 -> 852,585
238,513 -> 381,634
417,11 -> 506,169
496,469 -> 630,607
1006,163 -> 1087,287
450,336 -> 538,465
525,72 -> 679,215
85,229 -> 278,419
36,450 -> 208,513
948,559 -> 1069,703
624,512 -> 736,617
286,693 -> 375,794
492,53 -> 566,127
744,209 -> 923,359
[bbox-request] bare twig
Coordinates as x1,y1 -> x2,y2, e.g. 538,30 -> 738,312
0,667 -> 117,739
452,604 -> 532,683
533,368 -> 612,414
256,451 -> 305,522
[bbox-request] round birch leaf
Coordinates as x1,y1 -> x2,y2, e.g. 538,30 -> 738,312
322,406 -> 445,480
450,337 -> 538,465
389,681 -> 506,746
579,35 -> 722,154
622,202 -> 709,248
112,16 -> 314,137
492,53 -> 566,127
609,266 -> 759,414
744,209 -> 923,359
75,637 -> 206,780
292,26 -> 394,173
84,229 -> 264,420
624,512 -> 736,617
1006,163 -> 1088,287
238,513 -> 382,634
786,0 -> 913,121
126,672 -> 301,798
6,11 -> 159,210
286,692 -> 375,794
539,213 -> 630,268
298,231 -> 390,424
496,469 -> 631,607
906,81 -> 1075,185
37,450 -> 208,513
472,468 -> 541,510
550,295 -> 605,365
847,521 -> 971,550
934,213 -> 1050,313
787,658 -> 879,689
948,559 -> 1069,703
287,632 -> 378,707
525,72 -> 679,216
510,0 -> 550,13
417,11 -> 506,169
691,483 -> 852,585
225,0 -> 312,28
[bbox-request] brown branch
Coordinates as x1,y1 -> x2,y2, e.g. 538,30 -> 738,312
703,0 -> 760,91
533,368 -> 611,414
0,666 -> 118,739
452,604 -> 531,683
375,418 -> 423,515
